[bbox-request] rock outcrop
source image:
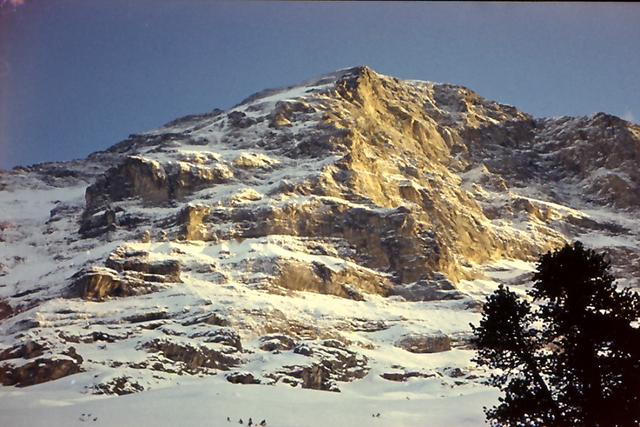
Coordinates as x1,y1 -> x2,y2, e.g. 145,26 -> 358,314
67,267 -> 130,300
396,333 -> 452,353
0,347 -> 83,387
259,334 -> 296,352
66,247 -> 182,301
84,156 -> 233,215
268,340 -> 369,391
94,376 -> 145,395
142,339 -> 240,374
391,275 -> 464,301
105,247 -> 182,283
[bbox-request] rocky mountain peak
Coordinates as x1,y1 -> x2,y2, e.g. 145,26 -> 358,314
0,67 -> 638,400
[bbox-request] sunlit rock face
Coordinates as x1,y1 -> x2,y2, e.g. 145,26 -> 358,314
0,66 -> 638,394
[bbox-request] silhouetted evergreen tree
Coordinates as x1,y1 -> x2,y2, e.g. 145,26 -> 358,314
471,242 -> 640,427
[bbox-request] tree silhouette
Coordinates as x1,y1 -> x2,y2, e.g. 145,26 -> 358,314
472,242 -> 640,427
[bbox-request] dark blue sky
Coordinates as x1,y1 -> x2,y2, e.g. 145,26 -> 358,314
1,1 -> 639,169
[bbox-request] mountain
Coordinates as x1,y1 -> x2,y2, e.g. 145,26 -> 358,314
1,66 -> 639,426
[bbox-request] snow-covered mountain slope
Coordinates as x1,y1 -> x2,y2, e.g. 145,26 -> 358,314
1,66 -> 639,426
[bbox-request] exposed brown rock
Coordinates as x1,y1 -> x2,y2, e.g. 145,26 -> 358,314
346,319 -> 389,332
59,331 -> 128,344
182,312 -> 230,327
396,333 -> 451,353
0,341 -> 46,361
189,328 -> 242,351
0,348 -> 83,387
82,155 -> 233,234
380,371 -> 435,382
66,265 -> 164,301
233,153 -> 279,170
106,247 -> 182,283
391,276 -> 465,301
202,200 -> 462,284
229,308 -> 328,341
264,339 -> 368,392
85,156 -> 169,214
124,310 -> 169,323
296,340 -> 368,386
293,363 -> 335,391
177,204 -> 213,241
78,207 -> 117,238
67,267 -> 127,300
259,334 -> 296,352
143,339 -> 240,373
272,260 -> 391,300
0,299 -> 14,321
94,376 -> 144,395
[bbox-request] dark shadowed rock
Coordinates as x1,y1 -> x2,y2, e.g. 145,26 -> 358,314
143,339 -> 240,373
273,340 -> 369,391
85,156 -> 170,215
0,348 -> 83,386
227,111 -> 257,129
124,310 -> 169,324
181,312 -> 230,327
189,328 -> 242,351
66,266 -> 163,301
66,267 -> 126,300
259,334 -> 296,352
380,371 -> 435,382
0,299 -> 13,321
81,155 -> 233,236
0,358 -> 82,386
293,363 -> 335,391
79,207 -> 117,238
226,371 -> 260,384
93,376 -> 144,395
0,341 -> 46,361
106,247 -> 182,283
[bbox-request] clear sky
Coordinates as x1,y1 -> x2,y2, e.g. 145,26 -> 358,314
1,1 -> 639,169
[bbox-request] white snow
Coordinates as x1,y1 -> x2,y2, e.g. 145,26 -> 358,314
0,375 -> 498,427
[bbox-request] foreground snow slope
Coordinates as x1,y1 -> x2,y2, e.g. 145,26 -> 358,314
0,374 -> 499,427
